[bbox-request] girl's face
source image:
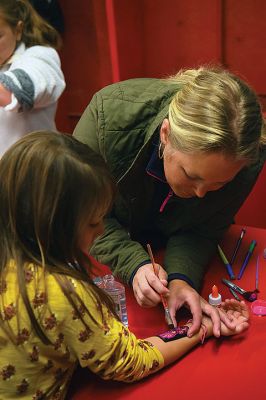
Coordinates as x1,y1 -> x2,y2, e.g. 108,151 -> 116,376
0,17 -> 23,65
78,213 -> 105,254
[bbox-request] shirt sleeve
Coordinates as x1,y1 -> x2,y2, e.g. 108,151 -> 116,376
50,277 -> 164,382
0,46 -> 65,111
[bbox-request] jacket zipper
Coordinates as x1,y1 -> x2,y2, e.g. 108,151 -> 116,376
160,189 -> 173,212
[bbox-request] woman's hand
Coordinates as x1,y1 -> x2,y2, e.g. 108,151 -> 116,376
168,280 -> 236,335
132,263 -> 169,307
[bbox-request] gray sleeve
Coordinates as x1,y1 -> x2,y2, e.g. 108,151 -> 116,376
0,68 -> 34,110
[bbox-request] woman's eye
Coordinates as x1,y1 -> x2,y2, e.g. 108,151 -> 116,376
183,170 -> 196,180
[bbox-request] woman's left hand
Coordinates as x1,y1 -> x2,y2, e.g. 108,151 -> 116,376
167,279 -> 236,337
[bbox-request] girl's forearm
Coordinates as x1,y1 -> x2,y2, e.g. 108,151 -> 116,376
0,84 -> 12,106
146,324 -> 212,367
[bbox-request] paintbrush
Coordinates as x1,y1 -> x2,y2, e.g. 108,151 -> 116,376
147,244 -> 174,329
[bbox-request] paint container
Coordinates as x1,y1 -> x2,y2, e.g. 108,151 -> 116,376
208,285 -> 222,306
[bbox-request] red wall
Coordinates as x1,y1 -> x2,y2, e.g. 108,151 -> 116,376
57,0 -> 266,229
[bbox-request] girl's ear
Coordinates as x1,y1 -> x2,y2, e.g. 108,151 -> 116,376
16,21 -> 23,42
160,118 -> 171,145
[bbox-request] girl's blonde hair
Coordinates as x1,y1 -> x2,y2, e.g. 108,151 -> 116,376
166,66 -> 266,163
0,0 -> 61,49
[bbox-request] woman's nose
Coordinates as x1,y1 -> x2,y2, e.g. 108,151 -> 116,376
193,184 -> 208,198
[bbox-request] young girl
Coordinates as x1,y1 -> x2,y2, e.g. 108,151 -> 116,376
0,131 -> 249,399
0,0 -> 65,156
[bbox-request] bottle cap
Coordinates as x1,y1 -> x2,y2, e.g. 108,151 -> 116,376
208,285 -> 222,306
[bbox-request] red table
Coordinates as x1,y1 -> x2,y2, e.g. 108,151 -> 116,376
67,225 -> 266,400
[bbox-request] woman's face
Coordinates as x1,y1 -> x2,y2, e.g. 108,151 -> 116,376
160,119 -> 246,199
0,17 -> 23,65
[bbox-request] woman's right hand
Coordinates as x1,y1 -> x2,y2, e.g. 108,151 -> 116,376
132,263 -> 169,307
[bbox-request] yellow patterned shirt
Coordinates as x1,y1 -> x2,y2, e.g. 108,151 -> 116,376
0,261 -> 163,399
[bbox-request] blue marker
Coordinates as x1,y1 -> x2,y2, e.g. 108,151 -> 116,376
217,245 -> 235,280
237,240 -> 257,280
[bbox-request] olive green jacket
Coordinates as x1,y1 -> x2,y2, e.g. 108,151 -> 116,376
73,78 -> 265,290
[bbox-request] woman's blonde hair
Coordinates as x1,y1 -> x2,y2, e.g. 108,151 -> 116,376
166,66 -> 266,163
0,0 -> 61,49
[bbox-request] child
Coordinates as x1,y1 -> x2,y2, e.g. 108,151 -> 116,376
0,131 -> 249,399
0,0 -> 65,156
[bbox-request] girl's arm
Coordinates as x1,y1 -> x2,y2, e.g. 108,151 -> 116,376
147,325 -> 209,367
147,299 -> 249,368
0,46 -> 65,112
0,83 -> 12,107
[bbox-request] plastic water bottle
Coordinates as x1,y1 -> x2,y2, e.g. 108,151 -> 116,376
93,274 -> 129,327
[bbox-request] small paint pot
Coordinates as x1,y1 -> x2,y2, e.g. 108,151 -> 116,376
251,300 -> 266,316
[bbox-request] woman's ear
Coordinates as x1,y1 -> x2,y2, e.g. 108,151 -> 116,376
16,21 -> 23,42
160,119 -> 170,145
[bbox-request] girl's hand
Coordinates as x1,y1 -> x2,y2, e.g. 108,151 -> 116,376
219,299 -> 249,336
202,299 -> 250,338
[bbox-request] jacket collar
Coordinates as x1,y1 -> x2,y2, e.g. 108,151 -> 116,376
117,104 -> 169,184
146,139 -> 167,183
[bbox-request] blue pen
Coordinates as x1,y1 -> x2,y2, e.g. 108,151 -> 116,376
237,240 -> 257,280
217,245 -> 235,280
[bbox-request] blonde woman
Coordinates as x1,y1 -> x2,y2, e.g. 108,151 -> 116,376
74,66 -> 266,338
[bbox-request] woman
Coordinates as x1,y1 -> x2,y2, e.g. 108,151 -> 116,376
73,65 -> 266,337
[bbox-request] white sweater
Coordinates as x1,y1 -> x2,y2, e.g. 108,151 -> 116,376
0,43 -> 66,156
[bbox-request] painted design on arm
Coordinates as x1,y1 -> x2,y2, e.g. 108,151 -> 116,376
157,326 -> 189,342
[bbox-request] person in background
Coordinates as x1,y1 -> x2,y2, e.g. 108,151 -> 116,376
0,0 -> 65,156
73,65 -> 266,338
29,0 -> 64,33
0,131 -> 249,399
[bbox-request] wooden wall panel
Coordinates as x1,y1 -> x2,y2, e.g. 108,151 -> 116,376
223,0 -> 266,93
110,0 -> 223,79
57,0 -> 113,132
235,164 -> 266,229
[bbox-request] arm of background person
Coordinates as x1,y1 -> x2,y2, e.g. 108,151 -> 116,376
0,83 -> 12,107
0,46 -> 65,112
